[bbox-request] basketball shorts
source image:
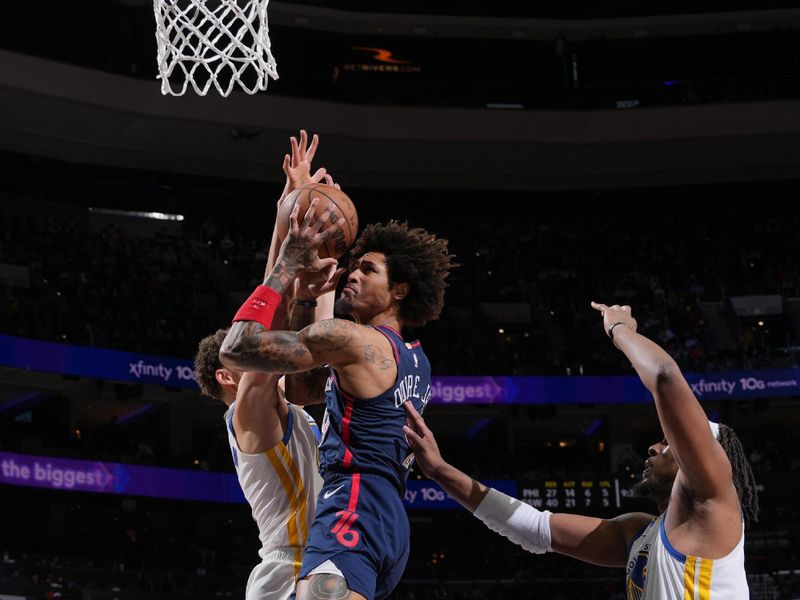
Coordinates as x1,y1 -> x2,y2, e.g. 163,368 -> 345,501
299,473 -> 409,600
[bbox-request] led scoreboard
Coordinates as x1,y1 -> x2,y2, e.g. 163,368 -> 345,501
519,479 -> 621,511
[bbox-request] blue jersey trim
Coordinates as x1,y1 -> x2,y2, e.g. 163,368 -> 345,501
282,407 -> 294,446
371,326 -> 401,387
225,405 -> 238,468
226,405 -> 237,440
660,514 -> 687,563
375,324 -> 403,339
374,325 -> 400,363
627,520 -> 653,556
309,421 -> 322,445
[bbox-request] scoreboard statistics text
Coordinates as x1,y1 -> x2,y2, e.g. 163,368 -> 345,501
519,479 -> 620,511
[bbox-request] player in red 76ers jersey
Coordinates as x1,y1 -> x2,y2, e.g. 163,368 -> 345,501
220,213 -> 456,600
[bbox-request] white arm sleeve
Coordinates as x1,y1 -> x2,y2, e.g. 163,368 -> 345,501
472,487 -> 553,554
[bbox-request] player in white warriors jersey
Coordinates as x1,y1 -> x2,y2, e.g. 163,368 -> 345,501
194,131 -> 346,599
403,303 -> 759,600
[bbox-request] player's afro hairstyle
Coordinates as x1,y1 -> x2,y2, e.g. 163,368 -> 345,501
349,221 -> 457,327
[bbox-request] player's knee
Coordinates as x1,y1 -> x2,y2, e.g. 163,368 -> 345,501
296,573 -> 363,600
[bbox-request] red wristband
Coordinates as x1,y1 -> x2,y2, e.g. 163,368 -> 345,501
233,285 -> 282,330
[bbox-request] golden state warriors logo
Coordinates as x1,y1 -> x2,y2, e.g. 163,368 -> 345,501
626,545 -> 650,600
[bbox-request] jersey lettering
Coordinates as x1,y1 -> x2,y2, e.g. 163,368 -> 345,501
394,374 -> 421,407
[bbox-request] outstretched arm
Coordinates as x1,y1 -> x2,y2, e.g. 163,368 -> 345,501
265,130 -> 328,328
221,316 -> 360,375
402,402 -> 489,511
590,302 -> 732,501
267,130 -> 327,275
403,402 -> 652,567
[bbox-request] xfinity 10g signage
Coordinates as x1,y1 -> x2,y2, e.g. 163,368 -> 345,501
1,334 -> 798,403
403,479 -> 516,509
0,334 -> 196,388
430,372 -> 800,404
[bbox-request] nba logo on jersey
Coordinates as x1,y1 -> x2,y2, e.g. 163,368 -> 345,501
403,343 -> 419,367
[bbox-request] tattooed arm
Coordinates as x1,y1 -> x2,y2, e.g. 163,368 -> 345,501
221,256 -> 350,375
268,130 -> 327,275
221,192 -> 356,372
220,317 -> 362,374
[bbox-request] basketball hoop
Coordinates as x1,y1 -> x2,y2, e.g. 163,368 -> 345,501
153,0 -> 278,97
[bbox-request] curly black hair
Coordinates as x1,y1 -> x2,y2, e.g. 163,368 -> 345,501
349,221 -> 457,327
194,328 -> 229,400
718,424 -> 759,526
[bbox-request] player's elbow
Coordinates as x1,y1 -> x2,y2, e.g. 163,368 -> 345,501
218,327 -> 248,368
653,360 -> 680,392
218,345 -> 237,369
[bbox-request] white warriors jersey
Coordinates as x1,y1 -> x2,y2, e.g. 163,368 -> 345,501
626,513 -> 747,600
225,402 -> 323,600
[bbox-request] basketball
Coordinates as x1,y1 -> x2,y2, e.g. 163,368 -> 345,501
277,183 -> 359,259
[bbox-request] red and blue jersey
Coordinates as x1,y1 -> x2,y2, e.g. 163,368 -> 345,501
318,325 -> 431,493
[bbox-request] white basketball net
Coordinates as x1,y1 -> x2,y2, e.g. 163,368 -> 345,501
153,0 -> 278,97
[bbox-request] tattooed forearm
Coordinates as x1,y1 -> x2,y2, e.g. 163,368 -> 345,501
364,344 -> 393,370
221,321 -> 266,362
263,261 -> 299,295
220,321 -> 309,373
221,318 -> 357,376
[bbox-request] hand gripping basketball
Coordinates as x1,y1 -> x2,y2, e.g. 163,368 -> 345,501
278,198 -> 339,275
277,184 -> 359,259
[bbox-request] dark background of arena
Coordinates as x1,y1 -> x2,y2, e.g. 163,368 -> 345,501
1,1 -> 800,599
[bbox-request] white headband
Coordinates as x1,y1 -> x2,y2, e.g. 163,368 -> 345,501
709,420 -> 720,440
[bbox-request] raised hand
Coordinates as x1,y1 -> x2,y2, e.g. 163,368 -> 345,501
278,198 -> 338,274
294,262 -> 347,301
322,173 -> 341,191
281,129 -> 326,199
590,301 -> 638,341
